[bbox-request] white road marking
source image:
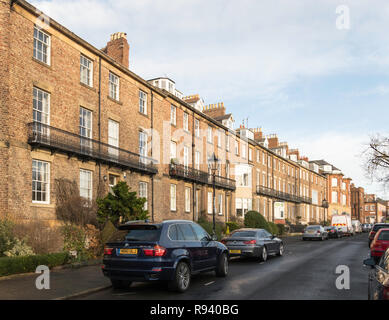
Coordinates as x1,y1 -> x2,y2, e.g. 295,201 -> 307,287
204,281 -> 215,286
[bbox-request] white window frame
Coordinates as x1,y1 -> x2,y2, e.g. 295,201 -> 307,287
109,72 -> 119,101
218,194 -> 223,215
195,119 -> 200,137
195,151 -> 200,170
208,192 -> 213,214
139,90 -> 147,115
170,141 -> 177,161
170,184 -> 177,211
185,187 -> 191,213
207,126 -> 213,143
108,119 -> 119,157
80,54 -> 93,87
80,169 -> 93,201
183,112 -> 189,131
171,105 -> 176,125
33,87 -> 50,135
139,182 -> 148,210
139,131 -> 148,162
32,159 -> 50,204
33,26 -> 50,65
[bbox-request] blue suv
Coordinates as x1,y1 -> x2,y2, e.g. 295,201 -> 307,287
102,220 -> 229,292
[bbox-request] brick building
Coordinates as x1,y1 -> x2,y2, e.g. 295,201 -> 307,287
0,0 -> 238,227
350,183 -> 365,222
364,194 -> 387,224
0,0 -> 332,229
310,160 -> 351,221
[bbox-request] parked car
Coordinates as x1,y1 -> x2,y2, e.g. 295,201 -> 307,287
101,220 -> 229,292
302,225 -> 328,241
370,228 -> 389,264
352,220 -> 362,233
221,228 -> 283,262
324,226 -> 341,239
364,248 -> 389,300
362,224 -> 372,233
368,223 -> 389,247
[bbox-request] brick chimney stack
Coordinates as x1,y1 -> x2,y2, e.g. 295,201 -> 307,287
267,134 -> 279,149
102,32 -> 130,69
202,102 -> 226,119
252,128 -> 263,142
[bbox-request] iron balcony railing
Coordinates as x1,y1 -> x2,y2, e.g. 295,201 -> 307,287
256,185 -> 312,204
27,122 -> 158,175
169,163 -> 236,191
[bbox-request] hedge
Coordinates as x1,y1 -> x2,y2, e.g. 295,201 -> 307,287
0,252 -> 70,277
267,222 -> 279,235
225,221 -> 242,234
244,211 -> 271,232
197,218 -> 224,241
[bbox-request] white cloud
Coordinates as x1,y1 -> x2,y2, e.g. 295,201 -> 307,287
293,131 -> 389,198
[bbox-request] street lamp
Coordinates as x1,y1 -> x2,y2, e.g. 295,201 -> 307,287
208,152 -> 220,236
322,198 -> 328,223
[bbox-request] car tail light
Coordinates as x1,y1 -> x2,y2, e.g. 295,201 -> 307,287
104,247 -> 113,255
244,240 -> 256,244
383,286 -> 389,300
143,245 -> 167,257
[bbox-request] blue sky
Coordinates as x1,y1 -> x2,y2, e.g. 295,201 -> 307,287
31,0 -> 389,197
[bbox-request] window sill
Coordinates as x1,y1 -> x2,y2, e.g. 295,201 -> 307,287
32,57 -> 51,69
80,82 -> 96,92
138,111 -> 149,119
31,202 -> 54,208
107,96 -> 123,105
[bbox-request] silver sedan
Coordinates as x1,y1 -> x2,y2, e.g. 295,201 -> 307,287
302,225 -> 328,241
221,228 -> 284,262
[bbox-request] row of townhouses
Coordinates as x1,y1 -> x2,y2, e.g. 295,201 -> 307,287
0,0 -> 368,228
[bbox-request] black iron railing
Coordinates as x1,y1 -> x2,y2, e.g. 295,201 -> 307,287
169,163 -> 236,191
27,122 -> 158,175
256,185 -> 312,204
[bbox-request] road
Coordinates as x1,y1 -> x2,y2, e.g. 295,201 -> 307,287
77,233 -> 371,300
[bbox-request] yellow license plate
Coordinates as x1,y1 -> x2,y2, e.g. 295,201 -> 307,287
119,248 -> 138,255
229,250 -> 241,254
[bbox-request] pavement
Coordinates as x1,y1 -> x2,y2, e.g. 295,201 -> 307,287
0,234 -> 371,300
0,264 -> 111,300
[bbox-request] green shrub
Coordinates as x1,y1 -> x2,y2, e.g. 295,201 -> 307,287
61,224 -> 90,262
3,238 -> 34,257
225,221 -> 242,234
0,219 -> 15,256
0,252 -> 69,277
276,224 -> 286,236
244,211 -> 270,231
197,217 -> 224,241
268,222 -> 279,235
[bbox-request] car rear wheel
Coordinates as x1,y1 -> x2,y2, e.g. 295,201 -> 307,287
168,261 -> 191,293
259,246 -> 268,262
110,279 -> 132,289
277,243 -> 284,256
215,253 -> 228,277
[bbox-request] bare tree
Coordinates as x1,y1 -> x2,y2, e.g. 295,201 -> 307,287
55,178 -> 102,227
364,134 -> 389,185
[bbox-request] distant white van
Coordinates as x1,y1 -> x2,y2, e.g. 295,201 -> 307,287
332,213 -> 354,236
352,220 -> 362,233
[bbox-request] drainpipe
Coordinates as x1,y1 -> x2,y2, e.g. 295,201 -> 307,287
151,91 -> 154,222
192,112 -> 195,221
98,57 -> 102,183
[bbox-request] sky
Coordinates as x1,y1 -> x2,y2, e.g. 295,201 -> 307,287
31,0 -> 389,198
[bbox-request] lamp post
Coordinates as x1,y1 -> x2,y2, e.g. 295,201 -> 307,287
208,152 -> 220,236
322,198 -> 328,224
